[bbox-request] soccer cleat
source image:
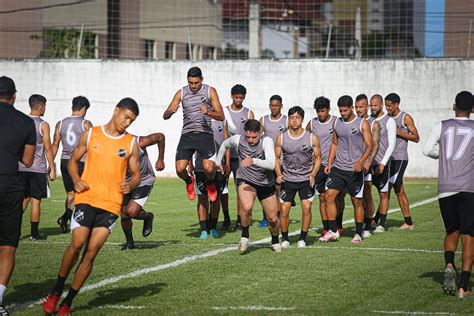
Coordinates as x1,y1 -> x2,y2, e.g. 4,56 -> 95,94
373,225 -> 386,233
57,217 -> 68,234
272,243 -> 282,253
281,240 -> 290,249
29,234 -> 45,241
57,303 -> 72,316
142,213 -> 154,237
351,234 -> 362,244
337,228 -> 344,236
221,219 -> 231,230
234,222 -> 242,231
121,241 -> 135,251
319,230 -> 340,242
206,183 -> 218,202
362,230 -> 371,238
210,229 -> 220,238
42,293 -> 61,314
186,176 -> 196,201
0,305 -> 9,316
457,288 -> 471,299
399,223 -> 414,230
199,230 -> 208,240
296,240 -> 306,248
259,218 -> 269,228
443,265 -> 457,296
320,229 -> 328,237
238,237 -> 249,252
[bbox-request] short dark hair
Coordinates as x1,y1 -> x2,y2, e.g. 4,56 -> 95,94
269,94 -> 282,103
244,119 -> 260,132
187,66 -> 202,78
116,97 -> 139,116
385,93 -> 400,104
370,94 -> 383,103
29,94 -> 47,108
355,94 -> 368,102
313,96 -> 330,110
337,95 -> 353,107
231,84 -> 247,96
0,76 -> 16,98
288,106 -> 305,118
455,91 -> 473,112
72,96 -> 90,111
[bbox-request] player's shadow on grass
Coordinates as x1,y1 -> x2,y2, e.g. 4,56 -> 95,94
384,219 -> 405,229
39,226 -> 66,238
4,278 -> 56,305
75,283 -> 166,312
419,271 -> 444,287
129,240 -> 181,249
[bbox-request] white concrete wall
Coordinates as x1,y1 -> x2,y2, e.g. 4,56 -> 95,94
2,59 -> 472,178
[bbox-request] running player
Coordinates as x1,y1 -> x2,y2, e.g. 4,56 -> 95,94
320,95 -> 372,243
19,94 -> 56,240
121,133 -> 165,250
384,93 -> 419,229
42,98 -> 141,315
224,84 -> 254,229
216,119 -> 281,252
275,106 -> 321,248
260,94 -> 287,227
163,67 -> 224,203
52,96 -> 92,233
423,91 -> 474,299
306,96 -> 337,236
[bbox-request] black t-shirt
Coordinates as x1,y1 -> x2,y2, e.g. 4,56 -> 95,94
0,102 -> 36,192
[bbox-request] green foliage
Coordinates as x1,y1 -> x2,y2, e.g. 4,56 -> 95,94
31,28 -> 96,59
222,43 -> 248,60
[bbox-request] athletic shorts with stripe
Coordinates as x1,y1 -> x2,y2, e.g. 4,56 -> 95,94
61,159 -> 84,192
389,160 -> 408,186
236,178 -> 276,201
19,171 -> 49,199
195,171 -> 227,196
325,167 -> 364,198
439,192 -> 474,236
71,204 -> 118,232
280,180 -> 315,202
175,132 -> 215,161
122,185 -> 153,207
371,162 -> 390,193
314,165 -> 328,194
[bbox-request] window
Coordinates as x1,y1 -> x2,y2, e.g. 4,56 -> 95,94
165,41 -> 174,59
144,40 -> 154,59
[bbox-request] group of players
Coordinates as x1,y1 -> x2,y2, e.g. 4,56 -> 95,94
0,66 -> 472,315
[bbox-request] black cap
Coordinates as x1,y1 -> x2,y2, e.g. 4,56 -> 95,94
0,76 -> 16,97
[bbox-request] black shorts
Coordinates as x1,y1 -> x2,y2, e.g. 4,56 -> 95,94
389,160 -> 408,186
71,204 -> 118,232
439,192 -> 474,236
19,171 -> 49,199
326,167 -> 364,198
176,132 -> 216,161
280,180 -> 315,202
314,165 -> 328,194
122,185 -> 153,207
230,158 -> 239,181
195,171 -> 227,196
0,191 -> 23,248
371,162 -> 390,193
236,178 -> 276,201
61,159 -> 85,192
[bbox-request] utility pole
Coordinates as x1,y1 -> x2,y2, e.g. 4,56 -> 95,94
355,7 -> 362,59
249,0 -> 260,59
293,26 -> 299,58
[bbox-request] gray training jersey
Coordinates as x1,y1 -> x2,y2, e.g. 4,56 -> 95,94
281,130 -> 313,182
333,116 -> 365,172
262,114 -> 288,142
236,135 -> 275,186
19,116 -> 47,173
374,114 -> 392,165
226,106 -> 250,159
181,84 -> 213,135
438,119 -> 474,194
211,118 -> 225,148
391,111 -> 409,161
126,137 -> 156,187
310,116 -> 336,166
59,115 -> 86,162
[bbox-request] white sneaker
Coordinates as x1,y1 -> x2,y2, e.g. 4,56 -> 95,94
238,237 -> 249,252
351,234 -> 362,243
296,240 -> 306,248
374,225 -> 386,233
281,240 -> 290,248
362,230 -> 371,238
272,243 -> 282,253
318,230 -> 340,242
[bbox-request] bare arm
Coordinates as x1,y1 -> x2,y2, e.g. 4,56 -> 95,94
354,120 -> 373,172
68,131 -> 89,192
138,133 -> 165,171
274,134 -> 283,183
121,141 -> 140,193
21,145 -> 35,167
83,119 -> 93,131
325,122 -> 338,174
203,87 -> 224,121
363,121 -> 380,171
163,90 -> 182,120
52,121 -> 61,159
398,114 -> 420,143
310,134 -> 322,179
249,110 -> 255,120
259,117 -> 264,133
42,122 -> 56,180
305,121 -> 311,132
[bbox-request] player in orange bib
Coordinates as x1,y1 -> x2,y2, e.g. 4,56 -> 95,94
43,98 -> 141,316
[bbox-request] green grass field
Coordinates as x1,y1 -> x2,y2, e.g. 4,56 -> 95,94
6,178 -> 474,315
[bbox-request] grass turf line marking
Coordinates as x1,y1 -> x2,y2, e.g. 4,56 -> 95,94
98,305 -> 145,310
305,246 -> 444,254
212,306 -> 296,311
9,196 -> 437,312
372,311 -> 455,315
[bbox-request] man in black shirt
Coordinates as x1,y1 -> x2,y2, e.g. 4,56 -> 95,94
0,76 -> 36,315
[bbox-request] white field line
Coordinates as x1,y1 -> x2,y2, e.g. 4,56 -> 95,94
372,311 -> 455,315
305,246 -> 444,254
212,306 -> 295,311
9,196 -> 438,312
98,305 -> 145,310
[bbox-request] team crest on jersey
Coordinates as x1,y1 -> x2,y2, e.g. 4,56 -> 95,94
302,144 -> 309,151
351,127 -> 357,134
217,126 -> 223,132
255,153 -> 263,159
74,210 -> 84,222
325,177 -> 332,186
118,148 -> 126,158
240,117 -> 247,123
278,125 -> 285,132
329,128 -> 334,134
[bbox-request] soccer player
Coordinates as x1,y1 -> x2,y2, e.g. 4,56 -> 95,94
384,93 -> 419,229
275,106 -> 321,248
306,96 -> 337,236
423,91 -> 474,299
224,84 -> 254,229
42,98 -> 141,315
260,94 -> 287,227
163,67 -> 224,203
19,94 -> 56,240
52,96 -> 93,233
0,76 -> 36,315
320,95 -> 372,243
354,94 -> 380,237
216,119 -> 281,252
121,132 -> 165,250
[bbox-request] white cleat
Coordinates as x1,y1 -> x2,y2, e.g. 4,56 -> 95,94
351,234 -> 362,244
362,230 -> 371,238
318,230 -> 340,242
272,243 -> 282,253
281,240 -> 290,249
238,237 -> 249,252
373,225 -> 386,233
296,240 -> 306,248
